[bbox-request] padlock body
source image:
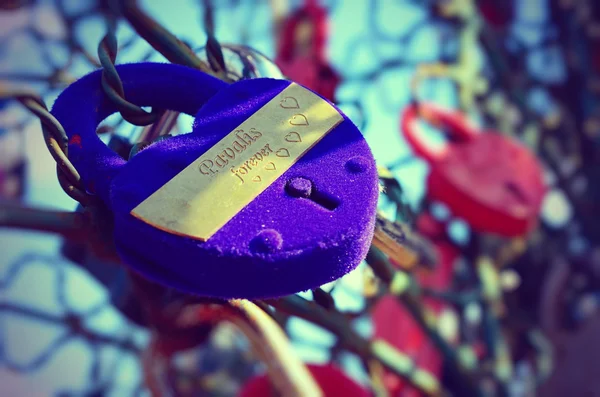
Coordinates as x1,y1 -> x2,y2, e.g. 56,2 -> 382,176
427,133 -> 545,237
109,78 -> 378,299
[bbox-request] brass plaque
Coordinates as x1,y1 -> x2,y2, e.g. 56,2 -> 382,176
131,83 -> 344,241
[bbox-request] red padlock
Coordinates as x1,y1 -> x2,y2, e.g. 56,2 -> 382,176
275,0 -> 340,102
401,103 -> 547,237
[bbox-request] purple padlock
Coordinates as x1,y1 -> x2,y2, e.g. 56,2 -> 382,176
51,62 -> 378,299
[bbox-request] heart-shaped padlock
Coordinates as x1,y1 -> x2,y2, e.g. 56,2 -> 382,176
51,62 -> 378,299
401,103 -> 546,237
275,0 -> 340,102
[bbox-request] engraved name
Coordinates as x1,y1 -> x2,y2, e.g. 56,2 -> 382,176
198,128 -> 263,175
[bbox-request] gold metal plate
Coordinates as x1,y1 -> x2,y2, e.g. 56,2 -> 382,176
131,83 -> 344,241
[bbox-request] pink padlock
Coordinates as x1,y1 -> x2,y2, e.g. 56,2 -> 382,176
275,0 -> 340,102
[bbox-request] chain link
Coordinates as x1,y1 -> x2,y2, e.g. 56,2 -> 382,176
98,20 -> 162,126
0,87 -> 94,205
202,0 -> 228,78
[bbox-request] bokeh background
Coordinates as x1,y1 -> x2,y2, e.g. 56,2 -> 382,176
1,0 -> 597,396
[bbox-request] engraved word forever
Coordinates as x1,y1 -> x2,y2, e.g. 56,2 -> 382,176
131,83 -> 343,241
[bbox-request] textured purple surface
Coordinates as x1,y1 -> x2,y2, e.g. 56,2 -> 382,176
51,62 -> 379,299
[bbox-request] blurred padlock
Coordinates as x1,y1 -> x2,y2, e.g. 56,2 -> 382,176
275,0 -> 340,102
401,103 -> 547,237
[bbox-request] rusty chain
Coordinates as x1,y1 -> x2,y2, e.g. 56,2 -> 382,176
0,88 -> 93,205
98,19 -> 162,126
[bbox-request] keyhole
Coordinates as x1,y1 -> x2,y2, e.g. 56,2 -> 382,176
286,177 -> 340,211
308,189 -> 340,211
504,181 -> 529,205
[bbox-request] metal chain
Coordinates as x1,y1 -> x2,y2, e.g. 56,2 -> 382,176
0,0 -> 233,206
119,0 -> 215,74
0,87 -> 93,205
202,0 -> 228,78
98,19 -> 162,126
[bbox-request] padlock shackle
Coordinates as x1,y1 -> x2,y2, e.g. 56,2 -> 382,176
276,1 -> 328,64
400,103 -> 479,163
51,62 -> 228,205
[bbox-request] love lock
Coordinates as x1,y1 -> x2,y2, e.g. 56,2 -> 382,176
51,62 -> 378,299
275,0 -> 340,102
401,103 -> 547,237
